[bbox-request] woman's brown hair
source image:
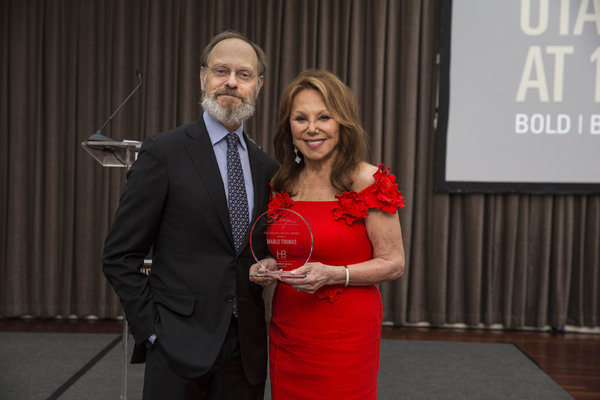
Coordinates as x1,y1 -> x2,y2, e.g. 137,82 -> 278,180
271,70 -> 368,195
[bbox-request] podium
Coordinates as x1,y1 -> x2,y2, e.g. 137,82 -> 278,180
82,139 -> 142,400
82,139 -> 142,168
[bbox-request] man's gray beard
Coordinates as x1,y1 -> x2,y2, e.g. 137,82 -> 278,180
201,93 -> 256,128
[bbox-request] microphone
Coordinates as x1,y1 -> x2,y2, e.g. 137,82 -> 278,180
86,69 -> 143,142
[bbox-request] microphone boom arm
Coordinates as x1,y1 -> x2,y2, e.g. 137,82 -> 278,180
87,70 -> 143,142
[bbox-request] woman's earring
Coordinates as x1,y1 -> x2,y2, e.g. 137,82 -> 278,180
294,146 -> 301,164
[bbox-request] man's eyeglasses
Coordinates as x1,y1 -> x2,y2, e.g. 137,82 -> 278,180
208,66 -> 257,83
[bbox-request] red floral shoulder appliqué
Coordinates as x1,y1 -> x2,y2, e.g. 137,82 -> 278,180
363,164 -> 406,214
268,190 -> 294,211
331,164 -> 405,225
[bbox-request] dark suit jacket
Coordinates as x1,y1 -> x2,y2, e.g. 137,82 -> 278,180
102,118 -> 278,383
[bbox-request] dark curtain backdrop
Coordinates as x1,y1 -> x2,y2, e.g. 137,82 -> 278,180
1,0 -> 598,329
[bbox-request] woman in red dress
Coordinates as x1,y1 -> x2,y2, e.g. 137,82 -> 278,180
250,70 -> 406,399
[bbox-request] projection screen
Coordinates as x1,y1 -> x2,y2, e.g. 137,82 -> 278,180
435,0 -> 600,193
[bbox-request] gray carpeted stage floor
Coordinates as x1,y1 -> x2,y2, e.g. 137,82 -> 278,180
0,332 -> 573,399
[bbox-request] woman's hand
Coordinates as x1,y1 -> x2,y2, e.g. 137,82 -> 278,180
249,257 -> 279,288
279,262 -> 344,294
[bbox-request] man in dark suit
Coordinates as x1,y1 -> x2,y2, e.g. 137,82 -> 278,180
102,30 -> 278,399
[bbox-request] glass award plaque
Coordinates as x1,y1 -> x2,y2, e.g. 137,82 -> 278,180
250,208 -> 313,278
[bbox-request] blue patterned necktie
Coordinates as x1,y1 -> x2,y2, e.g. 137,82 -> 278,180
226,132 -> 249,254
226,133 -> 248,318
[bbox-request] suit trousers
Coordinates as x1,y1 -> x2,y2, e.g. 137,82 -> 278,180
142,315 -> 265,400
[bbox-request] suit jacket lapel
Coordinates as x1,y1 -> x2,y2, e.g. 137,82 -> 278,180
242,132 -> 270,252
246,134 -> 268,222
185,119 -> 233,245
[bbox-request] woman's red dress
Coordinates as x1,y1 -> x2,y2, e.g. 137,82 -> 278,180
267,166 -> 405,400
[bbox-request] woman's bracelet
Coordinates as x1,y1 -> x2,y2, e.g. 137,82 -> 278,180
344,266 -> 350,287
